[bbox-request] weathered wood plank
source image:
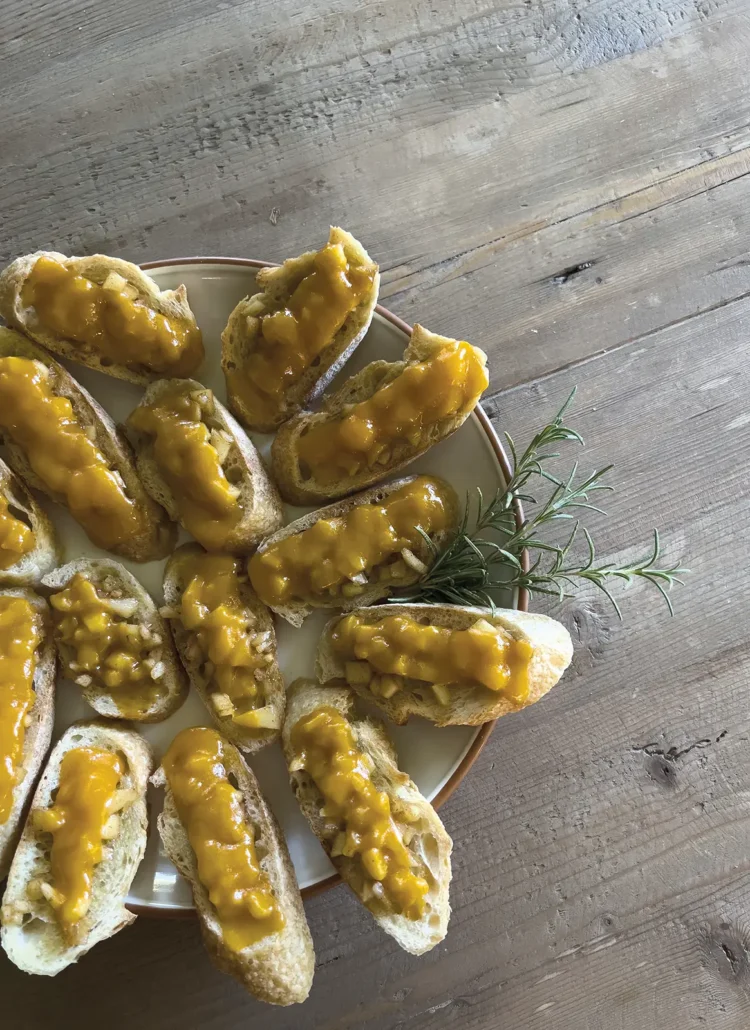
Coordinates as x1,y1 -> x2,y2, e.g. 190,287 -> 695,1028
0,0 -> 732,97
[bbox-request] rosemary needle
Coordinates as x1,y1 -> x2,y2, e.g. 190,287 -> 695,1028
394,389 -> 687,617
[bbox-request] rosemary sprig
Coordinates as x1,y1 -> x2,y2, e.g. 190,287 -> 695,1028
394,389 -> 687,616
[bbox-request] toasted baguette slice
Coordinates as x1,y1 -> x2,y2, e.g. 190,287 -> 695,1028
42,559 -> 188,723
127,378 -> 283,554
163,544 -> 285,752
282,679 -> 452,955
317,603 -> 574,727
0,250 -> 203,384
1,721 -> 151,975
271,324 -> 488,505
0,329 -> 176,562
250,475 -> 459,627
222,227 -> 380,432
0,590 -> 55,879
151,731 -> 315,1005
0,457 -> 60,587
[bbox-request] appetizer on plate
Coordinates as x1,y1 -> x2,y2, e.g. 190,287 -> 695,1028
272,324 -> 488,504
282,678 -> 452,955
0,457 -> 59,587
43,559 -> 188,723
0,590 -> 55,878
0,251 -> 203,383
127,378 -> 283,554
248,475 -> 459,627
162,544 -> 285,751
0,329 -> 175,562
317,603 -> 574,726
152,726 -> 315,1006
1,721 -> 151,975
223,227 -> 379,432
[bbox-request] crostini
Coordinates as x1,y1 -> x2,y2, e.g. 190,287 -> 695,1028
127,378 -> 283,553
271,324 -> 488,504
43,559 -> 188,723
0,329 -> 175,562
152,726 -> 315,1005
0,251 -> 203,384
1,721 -> 151,975
317,603 -> 574,726
249,475 -> 459,627
0,457 -> 59,587
222,227 -> 379,433
0,590 -> 55,879
282,679 -> 452,955
162,544 -> 285,752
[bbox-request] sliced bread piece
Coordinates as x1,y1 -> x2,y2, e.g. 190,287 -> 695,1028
271,324 -> 488,504
42,559 -> 188,723
249,475 -> 459,627
222,227 -> 379,432
127,378 -> 283,554
0,329 -> 176,562
0,250 -> 203,384
282,678 -> 452,955
0,589 -> 56,879
317,603 -> 574,727
1,721 -> 151,975
163,544 -> 285,753
0,457 -> 59,587
152,727 -> 314,1005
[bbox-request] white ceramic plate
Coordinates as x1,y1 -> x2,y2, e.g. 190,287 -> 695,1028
42,258 -> 518,912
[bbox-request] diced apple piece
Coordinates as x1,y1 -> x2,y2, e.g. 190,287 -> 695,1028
345,661 -> 372,686
232,705 -> 282,730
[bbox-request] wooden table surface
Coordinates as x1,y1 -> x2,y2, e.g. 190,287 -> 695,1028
2,1 -> 749,1027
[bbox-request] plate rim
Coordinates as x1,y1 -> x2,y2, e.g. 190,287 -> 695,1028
132,255 -> 529,915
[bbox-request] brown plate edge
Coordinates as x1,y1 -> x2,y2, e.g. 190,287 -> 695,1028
132,256 -> 529,916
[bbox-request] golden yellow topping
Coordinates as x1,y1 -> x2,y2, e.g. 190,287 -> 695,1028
297,341 -> 488,486
178,553 -> 277,731
163,727 -> 284,951
49,573 -> 163,719
0,597 -> 42,825
33,747 -> 123,938
333,614 -> 534,705
127,385 -> 241,551
22,255 -> 204,376
227,241 -> 376,426
290,705 -> 429,919
0,357 -> 148,551
0,495 -> 34,571
249,477 -> 451,607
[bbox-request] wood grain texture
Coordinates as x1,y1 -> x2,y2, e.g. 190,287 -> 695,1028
2,0 -> 750,1026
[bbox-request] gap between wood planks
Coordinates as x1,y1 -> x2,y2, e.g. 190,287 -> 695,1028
482,274 -> 750,405
382,147 -> 750,300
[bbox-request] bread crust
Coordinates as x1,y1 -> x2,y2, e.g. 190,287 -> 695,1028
163,543 -> 285,752
0,328 -> 176,562
0,457 -> 60,587
0,720 -> 152,976
127,378 -> 283,554
151,733 -> 315,1005
316,603 -> 574,726
42,558 -> 188,723
282,678 -> 452,955
0,589 -> 55,879
0,250 -> 202,385
222,227 -> 379,432
251,475 -> 459,627
271,324 -> 488,505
